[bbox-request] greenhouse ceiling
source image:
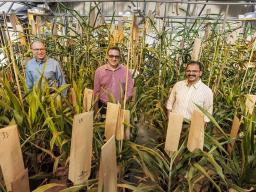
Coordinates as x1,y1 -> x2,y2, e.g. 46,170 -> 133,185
0,1 -> 256,23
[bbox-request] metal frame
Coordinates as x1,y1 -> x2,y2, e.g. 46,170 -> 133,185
0,1 -> 256,22
1,1 -> 256,4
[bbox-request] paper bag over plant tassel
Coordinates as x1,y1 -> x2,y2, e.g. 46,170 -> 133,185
9,13 -> 26,46
98,136 -> 117,192
187,111 -> 205,152
89,7 -> 96,27
228,116 -> 241,154
0,125 -> 29,192
245,94 -> 256,114
83,88 -> 94,112
191,38 -> 202,61
69,111 -> 93,185
116,109 -> 131,140
11,168 -> 30,192
105,102 -> 121,140
165,112 -> 183,153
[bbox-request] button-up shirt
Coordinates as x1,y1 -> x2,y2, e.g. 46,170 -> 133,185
166,79 -> 213,122
26,57 -> 66,95
93,64 -> 134,103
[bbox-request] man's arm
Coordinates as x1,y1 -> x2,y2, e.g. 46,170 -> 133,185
126,69 -> 134,101
204,89 -> 213,122
166,85 -> 176,112
55,61 -> 67,96
25,65 -> 34,90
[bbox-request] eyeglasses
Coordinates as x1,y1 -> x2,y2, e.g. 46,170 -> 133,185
108,55 -> 120,59
186,70 -> 200,73
33,48 -> 46,51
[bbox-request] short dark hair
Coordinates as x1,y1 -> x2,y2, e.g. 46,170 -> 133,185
186,61 -> 203,71
107,46 -> 120,54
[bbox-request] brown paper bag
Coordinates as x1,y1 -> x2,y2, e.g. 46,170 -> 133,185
187,111 -> 205,152
35,16 -> 42,35
105,103 -> 121,140
83,88 -> 94,112
0,125 -> 25,191
165,112 -> 183,153
191,38 -> 202,61
8,14 -> 25,45
227,116 -> 241,154
11,168 -> 30,192
69,111 -> 94,185
97,157 -> 104,192
52,23 -> 58,36
116,109 -> 124,141
89,8 -> 96,27
124,110 -> 131,140
245,94 -> 256,114
99,136 -> 117,192
70,88 -> 77,107
116,109 -> 131,140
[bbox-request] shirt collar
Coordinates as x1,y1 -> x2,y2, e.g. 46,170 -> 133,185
34,57 -> 47,64
186,79 -> 202,89
104,63 -> 122,71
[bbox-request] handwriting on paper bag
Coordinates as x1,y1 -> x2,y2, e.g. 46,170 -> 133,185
78,118 -> 84,124
78,170 -> 88,178
0,131 -> 9,140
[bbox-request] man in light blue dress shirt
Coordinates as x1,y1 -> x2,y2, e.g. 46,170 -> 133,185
26,40 -> 67,95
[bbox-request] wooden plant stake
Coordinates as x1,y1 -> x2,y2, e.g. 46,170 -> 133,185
83,88 -> 94,112
0,125 -> 28,191
105,102 -> 121,140
187,111 -> 205,152
98,136 -> 117,192
165,112 -> 183,154
69,111 -> 94,185
227,116 -> 241,154
191,38 -> 202,61
11,168 -> 30,192
245,94 -> 256,114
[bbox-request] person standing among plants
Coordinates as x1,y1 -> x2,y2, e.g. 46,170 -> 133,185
166,61 -> 213,122
26,40 -> 67,95
93,46 -> 134,115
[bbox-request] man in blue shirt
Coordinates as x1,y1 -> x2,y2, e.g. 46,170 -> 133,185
26,40 -> 67,95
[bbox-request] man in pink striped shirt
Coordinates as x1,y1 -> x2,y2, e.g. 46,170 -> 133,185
93,46 -> 134,115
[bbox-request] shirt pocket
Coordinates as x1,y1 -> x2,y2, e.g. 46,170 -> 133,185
45,71 -> 56,81
192,97 -> 204,108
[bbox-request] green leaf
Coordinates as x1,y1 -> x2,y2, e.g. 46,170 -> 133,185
32,183 -> 65,192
